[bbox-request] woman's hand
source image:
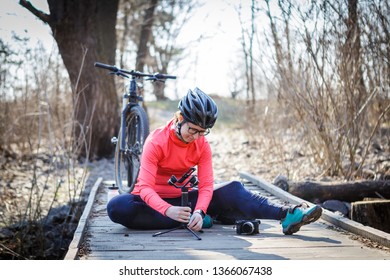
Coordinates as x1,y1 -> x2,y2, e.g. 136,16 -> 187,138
165,206 -> 191,223
188,212 -> 203,232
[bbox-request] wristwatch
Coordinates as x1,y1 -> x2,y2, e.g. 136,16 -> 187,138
194,209 -> 205,219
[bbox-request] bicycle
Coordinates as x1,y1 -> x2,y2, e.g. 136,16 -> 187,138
94,62 -> 176,194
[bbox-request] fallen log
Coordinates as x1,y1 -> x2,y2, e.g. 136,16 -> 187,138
351,200 -> 390,234
287,180 -> 390,202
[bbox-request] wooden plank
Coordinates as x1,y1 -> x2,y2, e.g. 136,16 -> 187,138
81,221 -> 390,260
82,217 -> 390,260
239,171 -> 390,248
83,245 -> 390,260
64,177 -> 103,260
86,235 -> 362,252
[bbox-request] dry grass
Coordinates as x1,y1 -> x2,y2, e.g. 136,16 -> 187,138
147,97 -> 389,184
0,45 -> 90,259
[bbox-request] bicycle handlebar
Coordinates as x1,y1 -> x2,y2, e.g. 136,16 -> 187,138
94,62 -> 119,72
94,62 -> 176,80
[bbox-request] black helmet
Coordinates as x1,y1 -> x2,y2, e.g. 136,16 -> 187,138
178,87 -> 218,129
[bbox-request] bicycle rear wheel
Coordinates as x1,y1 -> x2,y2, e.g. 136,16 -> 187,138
114,105 -> 149,194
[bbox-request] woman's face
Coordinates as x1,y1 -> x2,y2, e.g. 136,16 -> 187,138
180,122 -> 209,143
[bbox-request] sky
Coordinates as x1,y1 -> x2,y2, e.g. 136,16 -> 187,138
0,0 -> 247,99
0,0 -> 51,43
174,0 -> 244,98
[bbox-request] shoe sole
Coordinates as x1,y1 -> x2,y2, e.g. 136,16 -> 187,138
283,206 -> 322,235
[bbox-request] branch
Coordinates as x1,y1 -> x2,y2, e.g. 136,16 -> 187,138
19,0 -> 51,24
356,101 -> 390,176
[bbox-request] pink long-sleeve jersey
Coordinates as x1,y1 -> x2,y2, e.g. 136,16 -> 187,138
132,119 -> 214,216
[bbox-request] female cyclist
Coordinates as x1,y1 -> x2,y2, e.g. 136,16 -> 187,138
107,87 -> 322,235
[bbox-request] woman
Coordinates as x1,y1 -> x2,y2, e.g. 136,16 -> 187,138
107,87 -> 322,235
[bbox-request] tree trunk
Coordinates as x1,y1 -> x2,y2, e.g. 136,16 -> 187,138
153,80 -> 167,101
351,200 -> 390,234
21,0 -> 120,159
135,0 -> 158,108
48,0 -> 120,159
135,0 -> 158,72
287,180 -> 390,203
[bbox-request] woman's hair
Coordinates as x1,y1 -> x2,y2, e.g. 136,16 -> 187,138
174,110 -> 184,124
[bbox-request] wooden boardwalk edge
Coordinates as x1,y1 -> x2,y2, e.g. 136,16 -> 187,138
64,177 -> 103,260
239,171 -> 390,248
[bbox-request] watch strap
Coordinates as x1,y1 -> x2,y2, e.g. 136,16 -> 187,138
194,209 -> 205,219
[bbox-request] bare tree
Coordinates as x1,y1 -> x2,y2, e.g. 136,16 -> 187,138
148,0 -> 198,100
117,0 -> 199,101
262,0 -> 390,179
20,0 -> 120,159
136,0 -> 159,72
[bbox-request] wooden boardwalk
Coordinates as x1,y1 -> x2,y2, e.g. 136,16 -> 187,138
65,173 -> 390,260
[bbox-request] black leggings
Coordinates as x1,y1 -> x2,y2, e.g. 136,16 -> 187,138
107,180 -> 288,230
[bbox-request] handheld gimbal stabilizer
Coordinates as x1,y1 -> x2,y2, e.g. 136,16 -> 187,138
152,167 -> 202,240
168,167 -> 198,208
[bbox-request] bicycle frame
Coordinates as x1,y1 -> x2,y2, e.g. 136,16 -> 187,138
94,61 -> 176,193
119,76 -> 141,153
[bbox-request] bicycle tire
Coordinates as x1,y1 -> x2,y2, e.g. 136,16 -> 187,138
114,105 -> 149,194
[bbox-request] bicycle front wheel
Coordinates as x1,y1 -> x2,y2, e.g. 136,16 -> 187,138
114,105 -> 149,194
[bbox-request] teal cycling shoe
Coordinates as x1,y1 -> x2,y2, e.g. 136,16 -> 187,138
281,203 -> 322,235
202,214 -> 213,229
